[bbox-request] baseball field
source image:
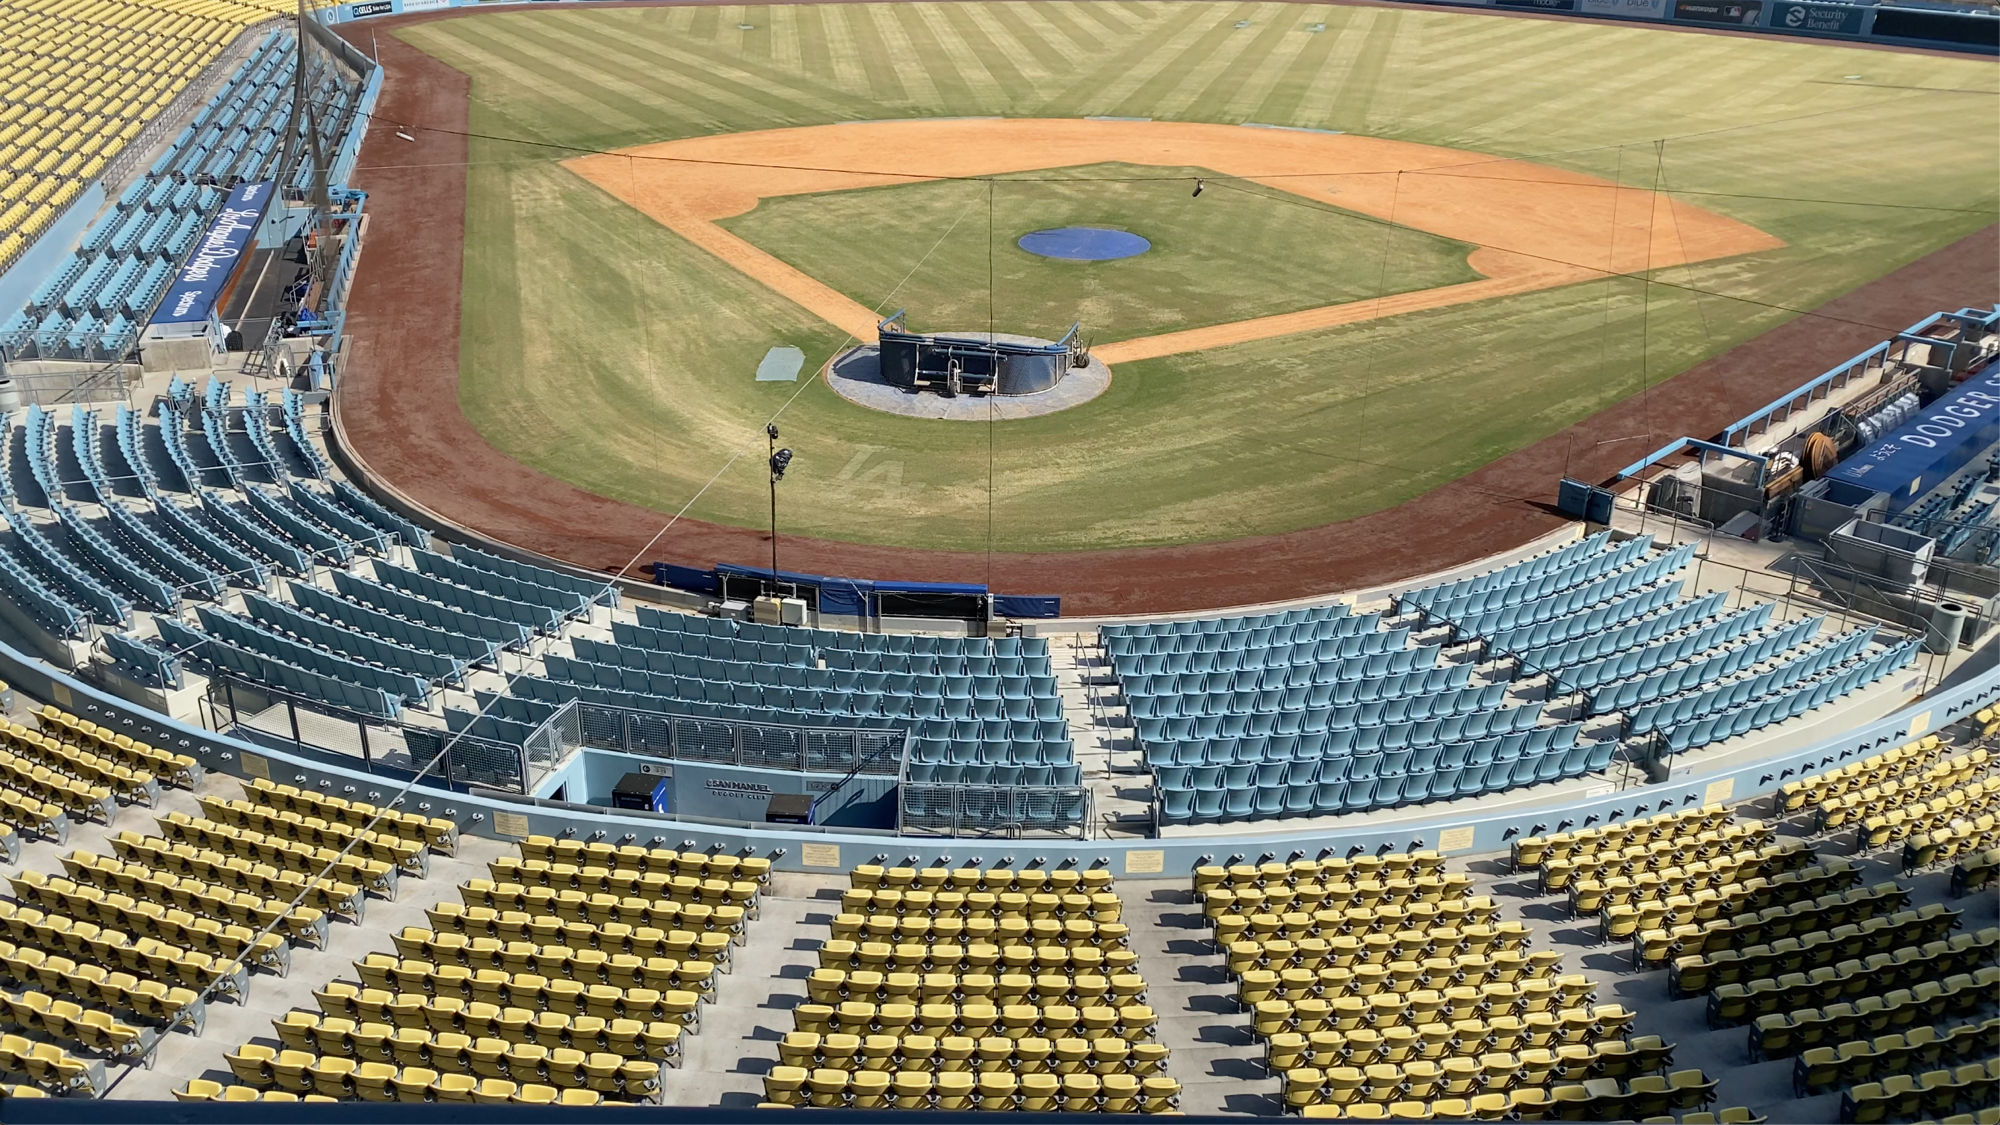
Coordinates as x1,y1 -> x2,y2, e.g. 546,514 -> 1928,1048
371,2 -> 1997,562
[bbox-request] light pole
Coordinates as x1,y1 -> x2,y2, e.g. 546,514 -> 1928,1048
767,423 -> 792,589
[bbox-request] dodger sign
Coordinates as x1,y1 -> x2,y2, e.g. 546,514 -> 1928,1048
148,181 -> 271,329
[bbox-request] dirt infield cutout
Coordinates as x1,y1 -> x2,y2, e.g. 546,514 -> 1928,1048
567,118 -> 1781,365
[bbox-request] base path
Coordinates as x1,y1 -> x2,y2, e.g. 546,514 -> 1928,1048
334,13 -> 1999,617
567,117 -> 1777,363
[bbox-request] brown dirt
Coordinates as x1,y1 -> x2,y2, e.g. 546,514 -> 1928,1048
335,9 -> 2000,617
569,118 -> 1775,361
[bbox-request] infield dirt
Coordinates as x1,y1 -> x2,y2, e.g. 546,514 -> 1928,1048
567,117 -> 1780,364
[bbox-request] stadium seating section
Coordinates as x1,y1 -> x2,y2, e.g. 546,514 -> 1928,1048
1121,533 -> 1919,824
2,24 -> 364,360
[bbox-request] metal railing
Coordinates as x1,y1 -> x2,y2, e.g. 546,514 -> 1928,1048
899,784 -> 1093,839
574,701 -> 906,776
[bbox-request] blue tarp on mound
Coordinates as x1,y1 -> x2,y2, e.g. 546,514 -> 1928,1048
1017,226 -> 1151,262
1824,368 -> 2000,512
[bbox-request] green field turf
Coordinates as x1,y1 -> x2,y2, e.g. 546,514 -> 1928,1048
717,163 -> 1482,343
401,3 -> 1999,553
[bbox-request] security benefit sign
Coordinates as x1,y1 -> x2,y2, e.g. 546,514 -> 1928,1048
1673,0 -> 1764,22
1770,1 -> 1866,33
145,181 -> 271,339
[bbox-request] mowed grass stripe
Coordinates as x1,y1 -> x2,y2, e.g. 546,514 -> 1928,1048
1148,4 -> 1300,122
802,4 -> 883,99
1242,5 -> 1349,126
1192,7 -> 1321,123
857,4 -> 935,107
555,15 -> 868,131
530,15 -> 837,136
998,1 -> 1124,75
1035,2 -> 1220,114
948,4 -> 1053,87
1272,9 -> 1384,128
1216,7 -> 1336,124
1087,3 -> 1262,115
825,4 -> 909,104
901,4 -> 1009,108
419,22 -> 656,140
1325,9 -> 1406,135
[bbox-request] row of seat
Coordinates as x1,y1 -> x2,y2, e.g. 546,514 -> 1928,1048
197,794 -> 427,875
1773,732 -> 1942,814
1264,1015 -> 1643,1071
1534,822 -> 1775,892
0,1031 -> 103,1097
349,955 -> 705,1026
763,1065 -> 1180,1112
13,864 -> 327,948
1630,880 -> 1910,968
1567,840 -> 1820,917
0,937 -> 203,1033
273,1010 -> 682,1069
1202,875 -> 1481,918
143,814 -> 398,897
1224,942 -> 1554,982
0,988 -> 154,1063
0,744 -> 115,824
834,886 -> 1122,923
1,720 -> 157,805
0,899 -> 261,996
387,928 -> 716,994
518,836 -> 772,883
1793,1017 -> 1998,1094
244,776 -> 458,853
457,880 -> 748,936
791,998 -> 1158,1041
1807,747 -> 1986,832
7,875 -> 297,974
1509,803 -> 1735,869
1705,932 -> 1999,1027
1211,919 -> 1533,963
484,857 -> 759,908
1840,1060 -> 2000,1125
1192,854 -> 1450,892
222,1045 -> 662,1102
1947,846 -> 2000,897
788,1029 -> 1169,1080
1666,904 -> 1963,995
1861,772 -> 2000,849
420,902 -> 735,966
1397,532 -> 1616,614
1903,813 -> 2000,872
308,986 -> 687,1058
68,845 -> 365,921
816,938 -> 1139,975
805,967 -> 1148,1007
1747,967 -> 2000,1060
179,1075 -> 603,1105
1287,1065 -> 1718,1119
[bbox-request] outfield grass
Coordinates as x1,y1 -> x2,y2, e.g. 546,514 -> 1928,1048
403,3 -> 1999,552
717,163 -> 1482,343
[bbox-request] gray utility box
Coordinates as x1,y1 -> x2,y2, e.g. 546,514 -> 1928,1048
1825,518 -> 1936,587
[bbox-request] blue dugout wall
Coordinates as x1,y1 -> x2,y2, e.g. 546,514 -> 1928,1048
323,0 -> 1998,54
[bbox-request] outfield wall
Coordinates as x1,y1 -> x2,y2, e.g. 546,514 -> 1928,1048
320,0 -> 1999,55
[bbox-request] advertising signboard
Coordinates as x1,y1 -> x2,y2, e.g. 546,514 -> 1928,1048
146,181 -> 271,336
1770,1 -> 1866,34
1673,0 -> 1764,23
1579,0 -> 1669,18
